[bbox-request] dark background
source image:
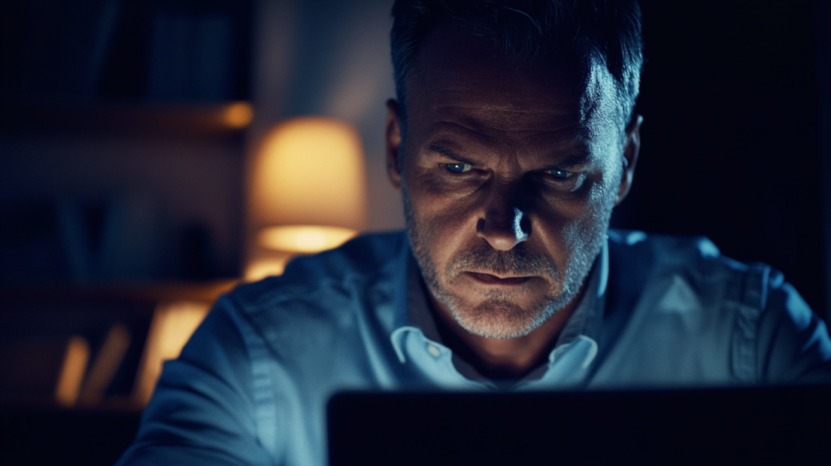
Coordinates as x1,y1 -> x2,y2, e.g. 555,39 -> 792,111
0,1 -> 827,316
614,0 -> 830,319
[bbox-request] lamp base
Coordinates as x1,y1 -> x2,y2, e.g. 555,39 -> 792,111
257,225 -> 358,253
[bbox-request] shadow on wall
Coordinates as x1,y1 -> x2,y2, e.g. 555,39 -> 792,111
275,0 -> 402,234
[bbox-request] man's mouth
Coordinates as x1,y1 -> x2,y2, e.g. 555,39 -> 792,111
466,272 -> 532,286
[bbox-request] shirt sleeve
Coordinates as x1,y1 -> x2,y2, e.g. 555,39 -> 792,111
757,271 -> 831,384
115,295 -> 275,466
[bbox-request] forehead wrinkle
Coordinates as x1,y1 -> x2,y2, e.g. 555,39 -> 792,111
423,118 -> 500,148
424,109 -> 594,166
430,103 -> 587,138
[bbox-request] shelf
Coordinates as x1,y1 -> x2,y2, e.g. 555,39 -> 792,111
0,403 -> 141,466
0,101 -> 253,138
0,280 -> 239,413
0,279 -> 238,307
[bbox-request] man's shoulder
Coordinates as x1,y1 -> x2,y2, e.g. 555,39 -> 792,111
226,231 -> 407,318
607,229 -> 753,277
605,229 -> 776,313
604,229 -> 809,325
600,231 -> 831,386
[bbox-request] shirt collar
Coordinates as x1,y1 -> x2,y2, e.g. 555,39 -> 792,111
405,253 -> 443,343
390,241 -> 432,364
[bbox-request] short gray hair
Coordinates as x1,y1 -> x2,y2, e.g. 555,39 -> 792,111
390,0 -> 643,138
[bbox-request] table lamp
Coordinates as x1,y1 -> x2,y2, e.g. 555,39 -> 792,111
247,117 -> 367,280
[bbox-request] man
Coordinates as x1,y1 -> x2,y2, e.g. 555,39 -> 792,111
117,1 -> 831,465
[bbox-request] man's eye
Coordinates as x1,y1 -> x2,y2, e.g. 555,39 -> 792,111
548,169 -> 574,180
445,163 -> 473,173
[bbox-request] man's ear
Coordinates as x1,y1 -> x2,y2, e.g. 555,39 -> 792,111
385,99 -> 403,193
616,113 -> 643,205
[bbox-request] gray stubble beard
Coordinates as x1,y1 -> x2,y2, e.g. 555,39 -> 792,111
402,181 -> 609,339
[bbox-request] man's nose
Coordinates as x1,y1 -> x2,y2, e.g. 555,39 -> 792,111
476,186 -> 530,251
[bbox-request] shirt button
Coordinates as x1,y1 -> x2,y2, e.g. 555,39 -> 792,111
427,344 -> 441,358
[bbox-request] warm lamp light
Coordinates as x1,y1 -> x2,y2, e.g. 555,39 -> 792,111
250,117 -> 367,276
244,254 -> 293,281
133,300 -> 210,406
55,336 -> 90,407
258,225 -> 357,253
224,102 -> 254,128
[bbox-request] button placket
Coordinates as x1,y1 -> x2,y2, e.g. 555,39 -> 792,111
426,343 -> 441,358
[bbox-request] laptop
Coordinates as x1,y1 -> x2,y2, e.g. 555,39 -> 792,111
328,385 -> 831,465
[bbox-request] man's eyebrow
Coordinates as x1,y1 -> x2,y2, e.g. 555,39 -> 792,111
428,143 -> 590,168
426,143 -> 478,165
549,152 -> 591,169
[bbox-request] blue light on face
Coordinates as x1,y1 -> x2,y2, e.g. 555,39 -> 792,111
512,207 -> 529,242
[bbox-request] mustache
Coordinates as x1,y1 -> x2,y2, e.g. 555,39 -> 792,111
446,243 -> 559,279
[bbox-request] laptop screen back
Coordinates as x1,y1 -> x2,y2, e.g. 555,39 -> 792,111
328,386 -> 831,466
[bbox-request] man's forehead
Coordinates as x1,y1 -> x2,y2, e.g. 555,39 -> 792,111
407,22 -> 614,132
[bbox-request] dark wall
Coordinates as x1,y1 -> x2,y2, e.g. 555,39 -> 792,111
613,1 -> 828,317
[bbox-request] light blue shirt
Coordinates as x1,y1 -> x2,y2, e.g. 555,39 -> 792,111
117,230 -> 831,466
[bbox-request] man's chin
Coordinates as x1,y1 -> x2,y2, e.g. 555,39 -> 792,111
449,299 -> 555,340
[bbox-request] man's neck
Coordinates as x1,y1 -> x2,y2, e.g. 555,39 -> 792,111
427,289 -> 584,381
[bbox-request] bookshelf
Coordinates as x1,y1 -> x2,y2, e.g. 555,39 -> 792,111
0,0 -> 254,283
0,5 -> 255,464
1,0 -> 252,103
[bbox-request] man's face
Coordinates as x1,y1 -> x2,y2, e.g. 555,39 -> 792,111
386,23 -> 639,340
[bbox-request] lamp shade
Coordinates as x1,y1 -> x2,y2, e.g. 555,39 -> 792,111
250,117 -> 367,254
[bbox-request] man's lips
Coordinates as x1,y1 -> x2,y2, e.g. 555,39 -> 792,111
466,272 -> 532,285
